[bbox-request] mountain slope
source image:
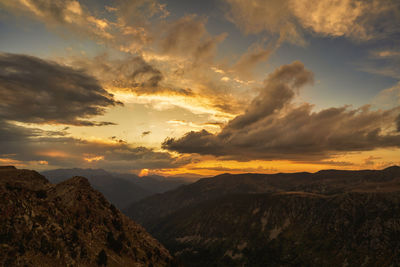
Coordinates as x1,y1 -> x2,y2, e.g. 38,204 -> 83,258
124,166 -> 400,225
150,191 -> 400,266
0,166 -> 173,266
123,166 -> 400,266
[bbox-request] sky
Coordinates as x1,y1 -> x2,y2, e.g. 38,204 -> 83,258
0,0 -> 399,177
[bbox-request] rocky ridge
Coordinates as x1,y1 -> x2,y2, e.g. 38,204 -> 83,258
0,166 -> 173,266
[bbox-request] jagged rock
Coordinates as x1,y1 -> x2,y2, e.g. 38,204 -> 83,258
0,167 -> 173,267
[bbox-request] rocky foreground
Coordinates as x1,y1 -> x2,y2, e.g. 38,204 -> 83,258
0,166 -> 173,267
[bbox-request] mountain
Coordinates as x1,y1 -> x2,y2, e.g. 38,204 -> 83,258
125,166 -> 400,225
116,173 -> 190,195
41,168 -> 190,209
0,166 -> 173,266
151,192 -> 400,266
124,166 -> 400,266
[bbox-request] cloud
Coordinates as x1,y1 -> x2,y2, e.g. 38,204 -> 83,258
0,0 -> 170,55
397,114 -> 400,132
68,54 -> 166,93
0,0 -> 113,40
223,0 -> 304,44
359,49 -> 400,80
371,50 -> 400,59
142,131 -> 151,137
114,0 -> 169,27
1,1 -> 245,117
63,53 -> 201,102
372,82 -> 400,109
0,120 -> 186,171
290,0 -> 366,38
292,0 -> 400,40
224,0 -> 400,43
0,53 -> 120,126
159,15 -> 227,65
0,120 -> 66,142
0,52 -> 188,171
232,44 -> 273,79
227,61 -> 314,129
163,61 -> 400,161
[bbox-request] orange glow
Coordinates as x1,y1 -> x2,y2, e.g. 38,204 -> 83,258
139,168 -> 149,177
37,151 -> 70,158
154,149 -> 400,177
83,155 -> 104,163
0,158 -> 24,167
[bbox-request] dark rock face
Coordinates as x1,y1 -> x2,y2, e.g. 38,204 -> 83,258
125,166 -> 400,266
0,167 -> 172,267
151,192 -> 400,266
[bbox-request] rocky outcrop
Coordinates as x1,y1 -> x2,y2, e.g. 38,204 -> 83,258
0,167 -> 173,267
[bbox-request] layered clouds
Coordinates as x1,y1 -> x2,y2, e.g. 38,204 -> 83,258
163,62 -> 400,161
1,0 -> 399,173
0,53 -> 185,171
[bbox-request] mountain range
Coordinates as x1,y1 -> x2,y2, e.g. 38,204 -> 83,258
3,165 -> 400,266
125,166 -> 400,266
41,168 -> 192,209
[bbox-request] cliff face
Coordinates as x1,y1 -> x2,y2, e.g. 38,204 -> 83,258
0,167 -> 172,267
150,192 -> 400,266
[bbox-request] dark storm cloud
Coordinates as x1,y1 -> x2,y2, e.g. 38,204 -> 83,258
163,61 -> 400,161
0,53 -> 121,126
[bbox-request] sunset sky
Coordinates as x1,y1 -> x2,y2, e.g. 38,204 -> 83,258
0,0 -> 399,177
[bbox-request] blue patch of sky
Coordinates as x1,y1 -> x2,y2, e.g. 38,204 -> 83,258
0,9 -> 105,58
266,35 -> 397,108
